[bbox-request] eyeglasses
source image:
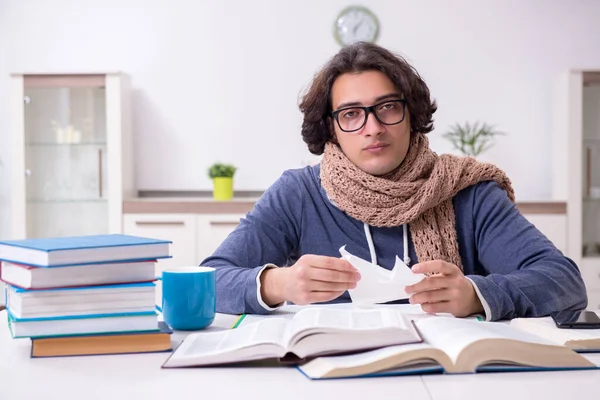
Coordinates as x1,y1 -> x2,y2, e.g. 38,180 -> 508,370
331,99 -> 407,133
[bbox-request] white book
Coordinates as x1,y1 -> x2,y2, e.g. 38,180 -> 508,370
162,307 -> 422,368
7,282 -> 156,319
509,316 -> 600,350
0,260 -> 157,289
7,312 -> 159,339
297,317 -> 596,379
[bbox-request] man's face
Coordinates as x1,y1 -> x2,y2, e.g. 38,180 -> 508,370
330,70 -> 411,176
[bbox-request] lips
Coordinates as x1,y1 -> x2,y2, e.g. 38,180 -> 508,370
364,143 -> 389,150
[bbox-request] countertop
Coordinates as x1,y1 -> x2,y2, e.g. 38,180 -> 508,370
123,197 -> 259,214
123,196 -> 567,215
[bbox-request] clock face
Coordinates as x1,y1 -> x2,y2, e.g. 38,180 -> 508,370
334,6 -> 379,46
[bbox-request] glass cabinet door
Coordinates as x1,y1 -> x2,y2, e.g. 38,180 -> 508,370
24,84 -> 109,238
582,84 -> 600,258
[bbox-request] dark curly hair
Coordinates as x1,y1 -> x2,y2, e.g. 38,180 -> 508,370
298,42 -> 437,155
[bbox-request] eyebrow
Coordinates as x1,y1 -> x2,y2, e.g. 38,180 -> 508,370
335,93 -> 402,110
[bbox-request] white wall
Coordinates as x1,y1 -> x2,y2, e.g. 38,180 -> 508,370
2,0 -> 600,239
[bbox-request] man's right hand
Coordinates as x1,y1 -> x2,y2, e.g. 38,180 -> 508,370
260,255 -> 361,307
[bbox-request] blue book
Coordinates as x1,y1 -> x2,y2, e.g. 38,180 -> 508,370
296,317 -> 599,379
7,309 -> 159,339
0,234 -> 171,267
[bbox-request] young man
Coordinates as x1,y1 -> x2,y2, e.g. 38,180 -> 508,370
201,42 -> 587,321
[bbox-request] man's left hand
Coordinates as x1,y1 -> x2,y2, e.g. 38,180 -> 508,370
404,260 -> 484,318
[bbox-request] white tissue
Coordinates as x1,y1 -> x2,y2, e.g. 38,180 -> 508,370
339,245 -> 426,305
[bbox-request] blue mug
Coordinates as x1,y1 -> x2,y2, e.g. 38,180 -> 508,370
162,266 -> 216,330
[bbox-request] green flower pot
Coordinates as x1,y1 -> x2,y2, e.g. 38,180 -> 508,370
213,177 -> 233,201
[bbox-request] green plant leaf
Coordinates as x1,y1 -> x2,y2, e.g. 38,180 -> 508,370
208,163 -> 237,179
442,120 -> 504,157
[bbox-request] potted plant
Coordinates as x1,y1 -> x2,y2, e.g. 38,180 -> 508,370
208,163 -> 237,201
442,121 -> 505,158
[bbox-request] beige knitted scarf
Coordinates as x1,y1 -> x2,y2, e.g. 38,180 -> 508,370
320,133 -> 515,270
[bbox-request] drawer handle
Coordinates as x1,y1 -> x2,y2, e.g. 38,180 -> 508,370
98,148 -> 103,198
135,221 -> 185,226
209,221 -> 240,227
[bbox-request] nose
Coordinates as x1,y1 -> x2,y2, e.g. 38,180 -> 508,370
362,110 -> 384,136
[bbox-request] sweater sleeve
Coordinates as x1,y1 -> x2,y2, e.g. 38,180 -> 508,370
200,170 -> 303,315
466,182 -> 587,321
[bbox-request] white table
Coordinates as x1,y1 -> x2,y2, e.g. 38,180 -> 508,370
2,308 -> 600,400
0,310 -> 429,400
422,368 -> 600,400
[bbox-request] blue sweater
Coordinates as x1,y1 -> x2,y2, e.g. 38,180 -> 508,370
201,165 -> 587,320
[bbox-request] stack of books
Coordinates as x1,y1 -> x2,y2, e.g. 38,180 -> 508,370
0,234 -> 173,358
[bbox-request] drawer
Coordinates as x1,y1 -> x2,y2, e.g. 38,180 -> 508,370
196,214 -> 244,262
123,213 -> 197,306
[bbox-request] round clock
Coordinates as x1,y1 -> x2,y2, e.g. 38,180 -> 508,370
334,6 -> 379,47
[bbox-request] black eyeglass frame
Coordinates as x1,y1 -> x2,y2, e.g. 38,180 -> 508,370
330,99 -> 408,133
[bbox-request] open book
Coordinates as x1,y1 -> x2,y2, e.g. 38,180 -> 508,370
162,307 -> 422,368
297,317 -> 596,379
510,316 -> 600,351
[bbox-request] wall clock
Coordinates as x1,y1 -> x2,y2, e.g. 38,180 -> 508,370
334,6 -> 379,47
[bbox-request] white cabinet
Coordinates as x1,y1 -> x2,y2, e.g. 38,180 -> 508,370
552,70 -> 600,301
123,213 -> 197,305
122,212 -> 245,305
587,290 -> 600,310
9,73 -> 133,240
119,209 -> 574,309
581,258 -> 600,309
196,214 -> 244,263
523,214 -> 567,254
581,258 -> 600,291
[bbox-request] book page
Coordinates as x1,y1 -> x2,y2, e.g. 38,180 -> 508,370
234,306 -> 298,328
297,342 -> 443,379
304,342 -> 435,369
285,307 -> 411,343
510,317 -> 600,345
415,317 -> 557,364
169,317 -> 289,363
